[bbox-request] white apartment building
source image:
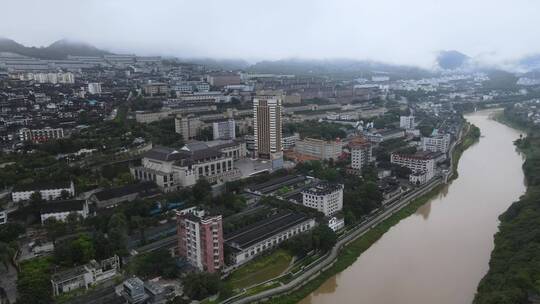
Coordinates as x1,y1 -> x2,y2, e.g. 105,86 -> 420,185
213,119 -> 236,140
409,170 -> 430,185
173,82 -> 210,93
302,183 -> 344,216
350,140 -> 372,170
365,129 -> 406,143
295,138 -> 343,161
400,115 -> 415,129
244,134 -> 255,151
87,82 -> 102,95
175,114 -> 203,140
40,200 -> 90,224
327,216 -> 345,232
12,181 -> 75,203
57,72 -> 75,84
19,127 -> 64,143
372,75 -> 390,82
22,72 -> 74,84
421,134 -> 451,153
0,209 -> 6,225
282,133 -> 300,150
390,152 -> 436,181
175,92 -> 229,103
142,83 -> 169,96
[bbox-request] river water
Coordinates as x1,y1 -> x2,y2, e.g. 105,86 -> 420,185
299,110 -> 526,304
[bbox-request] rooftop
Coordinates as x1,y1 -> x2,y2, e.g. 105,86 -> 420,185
142,146 -> 184,162
93,181 -> 158,201
348,136 -> 371,149
248,175 -> 307,194
205,139 -> 243,150
302,182 -> 343,196
225,212 -> 311,249
379,129 -> 405,136
40,200 -> 86,214
13,180 -> 72,192
51,266 -> 87,283
392,151 -> 437,160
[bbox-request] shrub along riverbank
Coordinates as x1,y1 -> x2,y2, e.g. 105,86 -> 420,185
265,123 -> 480,304
474,109 -> 540,304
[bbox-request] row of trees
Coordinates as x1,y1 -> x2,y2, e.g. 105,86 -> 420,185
283,121 -> 349,140
16,258 -> 53,304
129,249 -> 177,279
47,212 -> 129,266
283,225 -> 337,257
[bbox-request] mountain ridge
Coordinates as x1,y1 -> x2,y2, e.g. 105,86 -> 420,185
436,50 -> 470,69
3,38 -> 540,74
0,37 -> 111,59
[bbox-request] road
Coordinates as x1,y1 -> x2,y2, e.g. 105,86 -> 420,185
0,263 -> 18,303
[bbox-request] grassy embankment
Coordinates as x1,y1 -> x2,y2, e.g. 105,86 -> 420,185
474,110 -> 540,304
226,249 -> 292,290
265,123 -> 480,304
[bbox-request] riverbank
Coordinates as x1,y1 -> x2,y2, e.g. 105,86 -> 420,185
450,123 -> 480,181
491,108 -> 528,132
265,122 -> 481,304
474,109 -> 540,303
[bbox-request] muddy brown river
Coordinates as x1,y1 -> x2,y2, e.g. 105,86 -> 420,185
300,110 -> 526,304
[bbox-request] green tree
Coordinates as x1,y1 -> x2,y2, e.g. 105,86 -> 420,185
54,234 -> 95,266
70,234 -> 95,264
29,191 -> 44,214
29,191 -> 43,203
419,125 -> 434,137
312,225 -> 337,252
392,165 -> 412,179
219,281 -> 234,300
108,213 -> 128,256
0,223 -> 25,243
130,249 -> 177,279
66,212 -> 81,228
131,215 -> 147,245
283,233 -> 313,257
192,178 -> 211,201
43,218 -> 67,242
60,190 -> 71,200
94,232 -> 113,260
183,273 -> 221,300
16,258 -> 52,304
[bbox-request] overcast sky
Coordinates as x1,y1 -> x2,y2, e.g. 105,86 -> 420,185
2,0 -> 539,67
